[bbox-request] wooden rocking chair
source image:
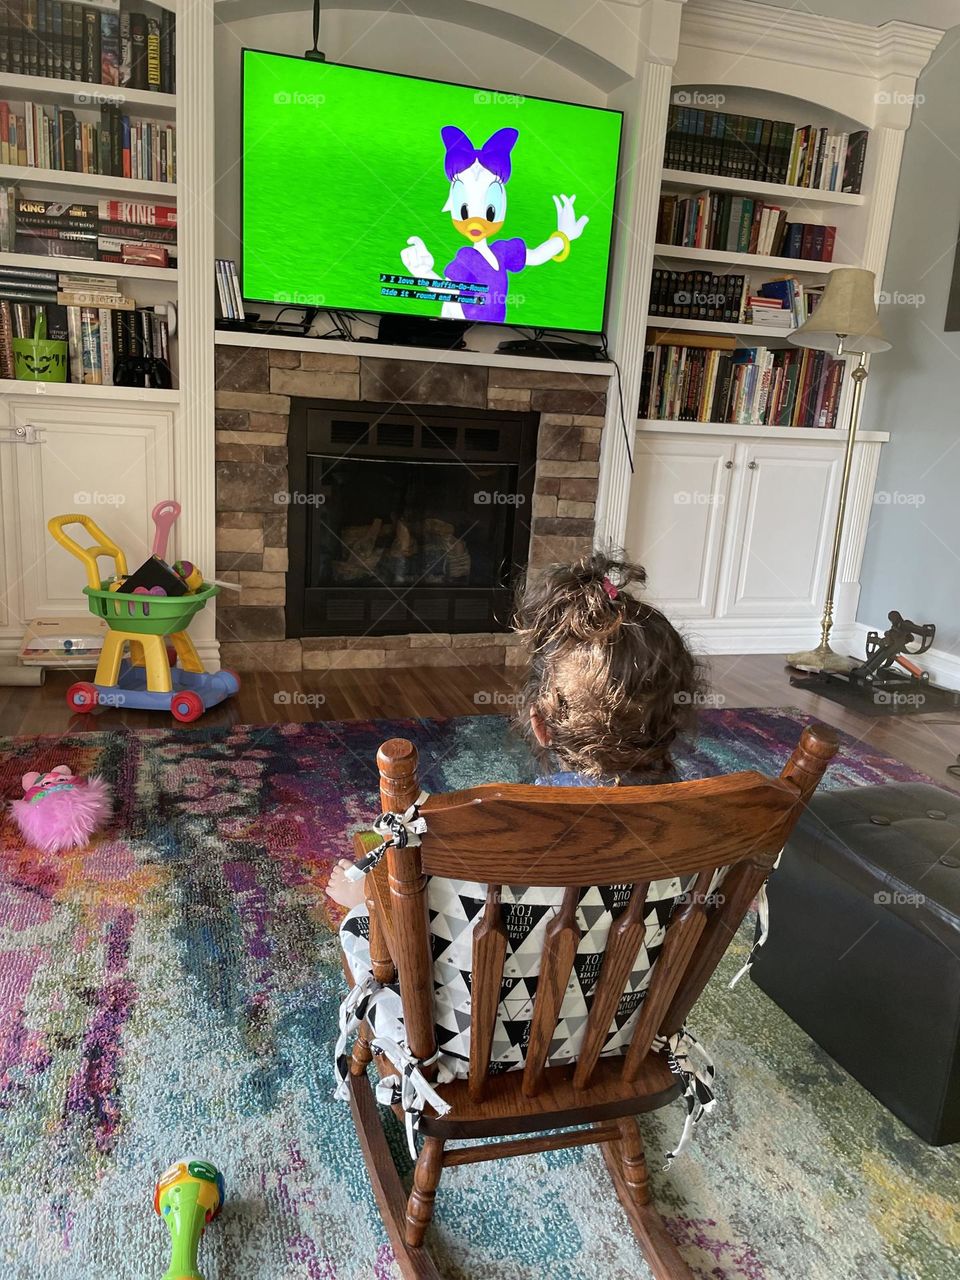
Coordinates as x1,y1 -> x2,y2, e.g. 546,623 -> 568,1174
341,723 -> 838,1279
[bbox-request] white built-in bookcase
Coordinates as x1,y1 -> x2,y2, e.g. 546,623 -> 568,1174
614,4 -> 941,657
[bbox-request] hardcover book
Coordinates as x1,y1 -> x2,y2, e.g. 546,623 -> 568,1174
129,11 -> 147,89
100,10 -> 119,84
82,6 -> 100,83
146,15 -> 160,90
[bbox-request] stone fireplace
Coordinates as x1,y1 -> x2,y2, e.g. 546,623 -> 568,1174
214,342 -> 607,671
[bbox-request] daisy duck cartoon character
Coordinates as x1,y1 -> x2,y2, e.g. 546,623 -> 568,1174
401,126 -> 588,323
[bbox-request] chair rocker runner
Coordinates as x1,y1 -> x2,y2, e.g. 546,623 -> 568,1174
337,723 -> 838,1279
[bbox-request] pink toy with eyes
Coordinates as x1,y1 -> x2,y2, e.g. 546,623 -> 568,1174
10,765 -> 111,854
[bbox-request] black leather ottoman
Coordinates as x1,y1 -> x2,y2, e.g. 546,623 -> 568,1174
751,781 -> 960,1145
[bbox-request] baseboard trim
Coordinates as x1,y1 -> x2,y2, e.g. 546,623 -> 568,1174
680,618 -> 850,655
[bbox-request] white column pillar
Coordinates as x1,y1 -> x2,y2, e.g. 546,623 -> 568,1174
594,0 -> 684,552
174,0 -> 218,662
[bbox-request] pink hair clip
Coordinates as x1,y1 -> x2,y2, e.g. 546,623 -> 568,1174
602,576 -> 619,600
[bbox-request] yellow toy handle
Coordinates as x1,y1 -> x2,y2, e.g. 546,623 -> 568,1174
47,514 -> 128,591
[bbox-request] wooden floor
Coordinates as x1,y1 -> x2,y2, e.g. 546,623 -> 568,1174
3,654 -> 959,790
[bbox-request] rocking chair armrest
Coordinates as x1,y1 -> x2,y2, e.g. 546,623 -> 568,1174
353,830 -> 399,977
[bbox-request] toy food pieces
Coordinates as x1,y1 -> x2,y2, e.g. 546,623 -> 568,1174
10,765 -> 111,854
154,1159 -> 225,1280
172,560 -> 204,592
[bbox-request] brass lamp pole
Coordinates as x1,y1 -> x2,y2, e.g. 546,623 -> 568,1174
786,267 -> 891,674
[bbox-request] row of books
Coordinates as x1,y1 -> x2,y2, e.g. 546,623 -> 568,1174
1,99 -> 176,182
664,105 -> 868,194
649,269 -> 824,326
0,3 -> 175,93
0,269 -> 171,384
640,333 -> 845,429
0,192 -> 177,266
657,191 -> 837,261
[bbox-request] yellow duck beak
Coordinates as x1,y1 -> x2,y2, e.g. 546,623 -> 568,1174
452,216 -> 504,241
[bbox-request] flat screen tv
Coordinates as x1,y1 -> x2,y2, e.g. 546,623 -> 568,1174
241,50 -> 623,333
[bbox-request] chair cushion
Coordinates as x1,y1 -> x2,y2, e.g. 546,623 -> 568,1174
341,870 -> 726,1077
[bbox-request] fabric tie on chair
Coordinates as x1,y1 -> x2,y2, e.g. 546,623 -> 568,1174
344,793 -> 430,881
728,848 -> 783,988
654,1028 -> 717,1168
333,963 -> 453,1159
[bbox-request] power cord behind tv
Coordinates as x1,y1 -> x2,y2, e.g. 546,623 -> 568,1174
600,331 -> 634,475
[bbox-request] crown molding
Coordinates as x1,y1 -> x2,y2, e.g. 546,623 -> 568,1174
680,0 -> 943,83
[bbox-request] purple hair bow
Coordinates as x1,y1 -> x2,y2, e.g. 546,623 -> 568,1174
441,126 -> 519,183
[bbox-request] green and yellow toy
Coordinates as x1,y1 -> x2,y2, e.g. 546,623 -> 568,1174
153,1159 -> 225,1280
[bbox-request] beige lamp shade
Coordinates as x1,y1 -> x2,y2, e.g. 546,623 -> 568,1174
789,267 -> 891,354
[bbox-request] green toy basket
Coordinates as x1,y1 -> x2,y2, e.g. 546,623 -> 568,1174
84,581 -> 219,636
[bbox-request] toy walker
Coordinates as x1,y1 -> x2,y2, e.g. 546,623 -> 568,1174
154,1159 -> 225,1280
48,513 -> 239,723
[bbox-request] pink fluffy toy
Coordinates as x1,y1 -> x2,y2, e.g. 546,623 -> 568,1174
10,765 -> 111,854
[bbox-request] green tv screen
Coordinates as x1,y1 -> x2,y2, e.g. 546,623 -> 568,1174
241,51 -> 623,333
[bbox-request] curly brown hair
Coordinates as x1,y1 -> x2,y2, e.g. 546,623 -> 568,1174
513,551 -> 706,780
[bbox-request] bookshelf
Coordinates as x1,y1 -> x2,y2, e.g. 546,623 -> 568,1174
653,243 -> 844,274
660,168 -> 865,207
645,88 -> 878,436
0,249 -> 176,279
647,316 -> 794,340
635,418 -> 889,443
0,374 -> 178,401
0,162 -> 176,198
0,3 -> 180,392
0,71 -> 177,118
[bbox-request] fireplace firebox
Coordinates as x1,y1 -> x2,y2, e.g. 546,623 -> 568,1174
286,400 -> 538,636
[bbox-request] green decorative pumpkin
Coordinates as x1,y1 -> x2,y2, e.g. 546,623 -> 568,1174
12,314 -> 69,383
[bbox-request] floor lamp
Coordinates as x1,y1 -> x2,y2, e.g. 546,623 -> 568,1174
786,267 -> 891,673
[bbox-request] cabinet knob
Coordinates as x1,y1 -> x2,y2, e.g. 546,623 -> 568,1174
747,459 -> 758,470
724,459 -> 733,469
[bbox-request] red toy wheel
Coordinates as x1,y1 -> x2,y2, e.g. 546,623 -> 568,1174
170,690 -> 204,723
165,644 -> 178,668
67,682 -> 98,713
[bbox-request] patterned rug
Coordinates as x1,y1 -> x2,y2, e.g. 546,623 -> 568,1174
0,709 -> 956,1280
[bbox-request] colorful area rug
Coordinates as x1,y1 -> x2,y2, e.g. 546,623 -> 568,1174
0,709 -> 956,1279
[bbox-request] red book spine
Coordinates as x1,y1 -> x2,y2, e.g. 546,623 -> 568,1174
821,226 -> 836,263
96,199 -> 176,228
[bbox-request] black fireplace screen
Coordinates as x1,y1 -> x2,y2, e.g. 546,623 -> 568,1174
286,400 -> 537,636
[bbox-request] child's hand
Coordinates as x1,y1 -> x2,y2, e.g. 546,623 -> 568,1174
326,858 -> 367,911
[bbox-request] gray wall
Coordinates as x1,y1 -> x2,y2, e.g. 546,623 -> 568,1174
855,25 -> 960,653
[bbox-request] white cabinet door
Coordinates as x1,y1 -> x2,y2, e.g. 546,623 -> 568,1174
5,399 -> 175,621
625,434 -> 735,617
718,441 -> 842,619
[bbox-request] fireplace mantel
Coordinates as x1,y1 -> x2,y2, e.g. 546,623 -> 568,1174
214,330 -> 616,380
